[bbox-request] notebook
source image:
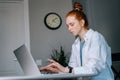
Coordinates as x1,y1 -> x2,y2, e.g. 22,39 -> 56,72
13,44 -> 77,79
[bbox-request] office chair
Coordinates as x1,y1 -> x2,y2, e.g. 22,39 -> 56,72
112,53 -> 120,80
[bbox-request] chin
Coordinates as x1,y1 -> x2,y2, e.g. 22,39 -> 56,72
73,34 -> 77,37
72,33 -> 78,38
73,33 -> 77,36
71,32 -> 77,36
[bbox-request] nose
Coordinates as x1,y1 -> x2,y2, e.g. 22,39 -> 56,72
68,26 -> 72,31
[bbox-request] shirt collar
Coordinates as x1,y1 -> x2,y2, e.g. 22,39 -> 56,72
74,29 -> 94,44
83,29 -> 94,41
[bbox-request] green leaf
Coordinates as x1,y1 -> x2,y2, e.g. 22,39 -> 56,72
50,46 -> 69,67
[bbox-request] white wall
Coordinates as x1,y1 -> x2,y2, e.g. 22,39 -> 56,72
0,1 -> 24,76
0,0 -> 29,76
29,0 -> 75,66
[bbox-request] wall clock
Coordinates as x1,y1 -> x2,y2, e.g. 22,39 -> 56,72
44,12 -> 62,30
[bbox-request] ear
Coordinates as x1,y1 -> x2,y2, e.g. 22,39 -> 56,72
80,19 -> 85,27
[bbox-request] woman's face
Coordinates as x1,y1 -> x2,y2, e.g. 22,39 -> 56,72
66,16 -> 83,36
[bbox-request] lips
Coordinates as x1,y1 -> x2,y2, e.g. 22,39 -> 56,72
70,31 -> 75,35
70,30 -> 73,33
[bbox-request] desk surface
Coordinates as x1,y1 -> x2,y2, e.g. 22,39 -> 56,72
0,73 -> 96,80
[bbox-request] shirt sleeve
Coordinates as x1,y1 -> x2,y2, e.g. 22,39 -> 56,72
68,44 -> 79,67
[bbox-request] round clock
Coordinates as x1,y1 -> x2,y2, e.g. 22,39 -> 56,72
44,12 -> 62,30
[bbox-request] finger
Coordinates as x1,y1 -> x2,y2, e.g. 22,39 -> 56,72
46,67 -> 59,73
48,59 -> 56,63
40,66 -> 58,73
40,66 -> 53,72
46,63 -> 56,68
40,67 -> 47,71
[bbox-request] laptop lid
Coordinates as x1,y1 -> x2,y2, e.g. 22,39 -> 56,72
13,44 -> 41,76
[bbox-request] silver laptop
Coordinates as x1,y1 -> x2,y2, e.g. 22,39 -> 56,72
13,44 -> 41,76
13,44 -> 80,79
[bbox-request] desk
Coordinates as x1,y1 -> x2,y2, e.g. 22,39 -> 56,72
0,73 -> 96,80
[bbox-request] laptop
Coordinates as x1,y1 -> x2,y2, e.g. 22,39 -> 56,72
13,44 -> 41,76
13,44 -> 80,79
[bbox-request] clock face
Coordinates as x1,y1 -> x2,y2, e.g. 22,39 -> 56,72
44,13 -> 62,30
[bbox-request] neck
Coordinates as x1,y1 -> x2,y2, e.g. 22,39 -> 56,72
79,28 -> 88,41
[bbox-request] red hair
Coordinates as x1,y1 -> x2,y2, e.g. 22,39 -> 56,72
66,2 -> 89,29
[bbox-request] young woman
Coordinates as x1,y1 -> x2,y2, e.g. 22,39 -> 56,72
40,2 -> 114,80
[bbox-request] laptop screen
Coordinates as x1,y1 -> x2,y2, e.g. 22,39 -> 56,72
13,44 -> 41,76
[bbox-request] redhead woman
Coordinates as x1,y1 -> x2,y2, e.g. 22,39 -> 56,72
40,2 -> 114,80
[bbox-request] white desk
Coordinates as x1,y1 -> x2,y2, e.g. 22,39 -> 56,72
0,73 -> 96,80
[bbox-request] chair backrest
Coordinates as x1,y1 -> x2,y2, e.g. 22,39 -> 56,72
112,52 -> 120,61
111,52 -> 120,80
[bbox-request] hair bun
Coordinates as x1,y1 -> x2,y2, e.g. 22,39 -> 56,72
74,2 -> 83,11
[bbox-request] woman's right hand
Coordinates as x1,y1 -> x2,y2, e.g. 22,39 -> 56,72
40,59 -> 69,73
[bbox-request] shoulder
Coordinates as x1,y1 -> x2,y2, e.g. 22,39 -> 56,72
90,29 -> 108,46
90,29 -> 104,40
91,29 -> 100,37
84,29 -> 106,45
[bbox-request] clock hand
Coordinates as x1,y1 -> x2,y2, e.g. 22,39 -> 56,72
52,18 -> 58,23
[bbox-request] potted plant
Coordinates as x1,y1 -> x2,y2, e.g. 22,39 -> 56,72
50,46 -> 69,67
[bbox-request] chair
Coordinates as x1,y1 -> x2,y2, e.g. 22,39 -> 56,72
112,53 -> 120,80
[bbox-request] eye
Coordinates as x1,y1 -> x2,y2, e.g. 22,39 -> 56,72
69,23 -> 74,27
66,23 -> 74,28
